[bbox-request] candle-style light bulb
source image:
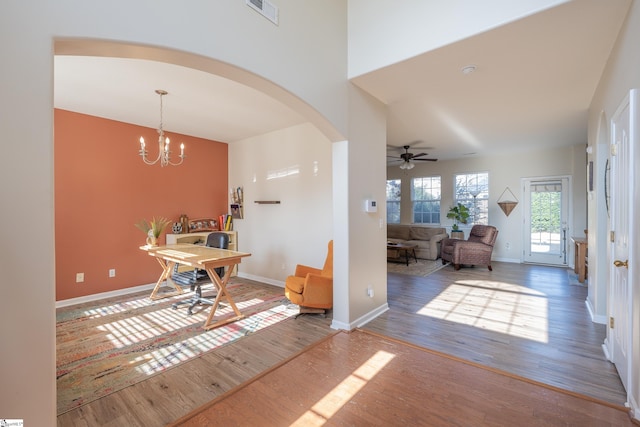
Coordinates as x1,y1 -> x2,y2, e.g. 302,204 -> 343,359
139,137 -> 145,149
180,143 -> 185,156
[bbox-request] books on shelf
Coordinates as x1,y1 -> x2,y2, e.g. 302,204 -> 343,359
218,214 -> 233,231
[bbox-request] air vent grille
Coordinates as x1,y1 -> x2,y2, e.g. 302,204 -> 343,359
246,0 -> 278,25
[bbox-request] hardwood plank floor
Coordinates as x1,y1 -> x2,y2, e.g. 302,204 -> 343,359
56,280 -> 335,427
57,262 -> 627,426
170,330 -> 633,427
362,261 -> 627,405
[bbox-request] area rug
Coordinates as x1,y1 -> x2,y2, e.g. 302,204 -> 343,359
56,281 -> 297,415
387,258 -> 447,277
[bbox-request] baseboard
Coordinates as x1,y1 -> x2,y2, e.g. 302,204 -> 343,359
238,272 -> 284,288
55,282 -> 156,308
493,256 -> 522,264
56,274 -> 283,309
628,393 -> 639,421
585,298 -> 607,324
329,302 -> 389,331
602,338 -> 612,361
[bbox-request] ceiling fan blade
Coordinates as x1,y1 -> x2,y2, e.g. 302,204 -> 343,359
411,153 -> 428,158
414,158 -> 438,162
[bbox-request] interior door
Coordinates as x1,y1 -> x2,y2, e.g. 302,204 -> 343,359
522,177 -> 570,266
608,90 -> 635,393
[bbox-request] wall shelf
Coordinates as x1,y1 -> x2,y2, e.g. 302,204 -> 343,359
254,200 -> 281,204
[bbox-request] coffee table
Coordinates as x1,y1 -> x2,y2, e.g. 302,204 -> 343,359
387,242 -> 418,266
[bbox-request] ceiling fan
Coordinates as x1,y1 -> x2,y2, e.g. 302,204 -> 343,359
387,145 -> 438,169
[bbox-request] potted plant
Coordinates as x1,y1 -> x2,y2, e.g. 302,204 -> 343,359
447,203 -> 470,238
135,216 -> 171,246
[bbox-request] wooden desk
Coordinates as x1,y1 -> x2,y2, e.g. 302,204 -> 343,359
141,244 -> 251,330
571,237 -> 588,283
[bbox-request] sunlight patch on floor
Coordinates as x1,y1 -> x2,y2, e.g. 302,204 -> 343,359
94,294 -> 272,349
129,302 -> 296,376
290,350 -> 396,426
417,279 -> 549,343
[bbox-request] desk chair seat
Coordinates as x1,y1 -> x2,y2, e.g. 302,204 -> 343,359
172,232 -> 229,315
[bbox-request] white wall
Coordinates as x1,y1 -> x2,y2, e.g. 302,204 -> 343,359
232,85 -> 390,330
588,0 -> 640,416
228,123 -> 333,284
0,1 -> 350,425
348,0 -> 567,78
387,143 -> 587,263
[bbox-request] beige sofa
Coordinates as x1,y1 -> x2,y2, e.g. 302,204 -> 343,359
387,224 -> 448,260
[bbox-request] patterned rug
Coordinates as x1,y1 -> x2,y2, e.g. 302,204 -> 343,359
387,258 -> 448,277
56,280 -> 296,415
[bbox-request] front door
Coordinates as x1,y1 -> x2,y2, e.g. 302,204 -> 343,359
608,89 -> 636,393
522,177 -> 570,266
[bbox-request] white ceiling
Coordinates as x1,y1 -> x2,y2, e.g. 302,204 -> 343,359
54,1 -> 630,162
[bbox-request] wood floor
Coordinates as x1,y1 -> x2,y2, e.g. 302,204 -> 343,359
57,262 -> 628,426
169,330 -> 634,427
364,261 -> 627,406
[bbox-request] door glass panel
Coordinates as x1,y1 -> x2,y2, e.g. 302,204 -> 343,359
530,182 -> 562,255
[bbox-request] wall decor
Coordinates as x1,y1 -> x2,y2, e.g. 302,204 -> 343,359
497,187 -> 518,217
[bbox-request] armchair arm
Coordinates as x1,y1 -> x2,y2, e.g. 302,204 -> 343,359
302,274 -> 333,307
294,264 -> 322,278
429,233 -> 448,258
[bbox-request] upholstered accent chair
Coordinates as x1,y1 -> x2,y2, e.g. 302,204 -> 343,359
441,225 -> 498,271
285,240 -> 333,317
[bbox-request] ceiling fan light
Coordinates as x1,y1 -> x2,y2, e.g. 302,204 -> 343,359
399,161 -> 414,170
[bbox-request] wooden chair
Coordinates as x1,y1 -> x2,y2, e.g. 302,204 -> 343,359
285,240 -> 333,317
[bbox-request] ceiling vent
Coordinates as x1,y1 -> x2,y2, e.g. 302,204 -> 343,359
246,0 -> 279,25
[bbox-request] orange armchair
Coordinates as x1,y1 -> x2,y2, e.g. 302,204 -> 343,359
285,240 -> 333,317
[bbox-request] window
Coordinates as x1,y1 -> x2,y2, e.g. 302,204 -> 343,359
454,172 -> 489,225
386,179 -> 401,224
412,176 -> 441,224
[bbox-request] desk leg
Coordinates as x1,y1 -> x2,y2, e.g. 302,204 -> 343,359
149,259 -> 184,300
202,264 -> 244,330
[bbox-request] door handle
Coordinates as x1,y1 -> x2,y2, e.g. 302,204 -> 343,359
614,259 -> 628,268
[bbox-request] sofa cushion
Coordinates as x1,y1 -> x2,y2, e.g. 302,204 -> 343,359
410,226 -> 445,240
406,240 -> 430,249
387,224 -> 411,240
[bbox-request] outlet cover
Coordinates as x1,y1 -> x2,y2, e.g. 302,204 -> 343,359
76,272 -> 84,283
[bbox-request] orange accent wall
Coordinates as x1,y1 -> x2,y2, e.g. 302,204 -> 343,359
54,109 -> 228,301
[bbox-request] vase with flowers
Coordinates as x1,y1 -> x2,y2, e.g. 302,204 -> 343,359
135,216 -> 171,246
